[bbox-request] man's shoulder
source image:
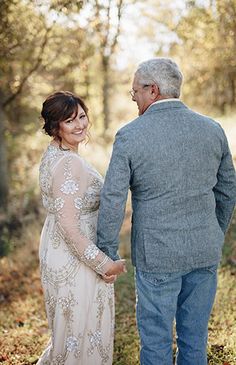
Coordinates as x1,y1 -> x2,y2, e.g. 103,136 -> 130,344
117,115 -> 145,136
188,109 -> 224,133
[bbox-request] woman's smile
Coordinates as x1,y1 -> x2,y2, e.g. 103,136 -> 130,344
58,104 -> 89,150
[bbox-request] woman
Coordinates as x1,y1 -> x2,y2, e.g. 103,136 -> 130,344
37,91 -> 125,365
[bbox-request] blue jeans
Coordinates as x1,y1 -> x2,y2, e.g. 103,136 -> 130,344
135,265 -> 218,365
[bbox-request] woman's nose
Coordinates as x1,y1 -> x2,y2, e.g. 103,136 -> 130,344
74,117 -> 86,128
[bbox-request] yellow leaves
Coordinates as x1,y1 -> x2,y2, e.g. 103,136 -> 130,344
0,242 -> 48,364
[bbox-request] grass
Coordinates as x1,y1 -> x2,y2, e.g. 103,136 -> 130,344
0,213 -> 235,365
113,263 -> 236,365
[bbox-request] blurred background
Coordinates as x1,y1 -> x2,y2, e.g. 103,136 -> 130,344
0,1 -> 236,363
0,0 -> 236,256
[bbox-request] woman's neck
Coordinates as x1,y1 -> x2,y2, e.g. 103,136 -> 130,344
52,139 -> 78,152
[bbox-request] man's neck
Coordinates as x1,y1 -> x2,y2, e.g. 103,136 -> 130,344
156,95 -> 172,101
145,97 -> 180,113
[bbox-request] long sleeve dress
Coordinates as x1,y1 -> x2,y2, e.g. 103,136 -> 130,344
37,144 -> 114,365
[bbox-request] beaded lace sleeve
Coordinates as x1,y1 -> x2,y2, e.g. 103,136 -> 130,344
51,153 -> 113,275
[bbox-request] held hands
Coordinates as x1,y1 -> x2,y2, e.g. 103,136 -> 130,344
106,259 -> 127,276
102,259 -> 127,284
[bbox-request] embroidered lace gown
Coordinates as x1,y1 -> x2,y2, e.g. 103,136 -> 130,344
37,144 -> 114,365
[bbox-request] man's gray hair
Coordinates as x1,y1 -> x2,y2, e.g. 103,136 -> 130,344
135,58 -> 183,98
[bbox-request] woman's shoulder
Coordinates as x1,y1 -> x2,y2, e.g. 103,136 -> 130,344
52,149 -> 94,180
69,153 -> 103,182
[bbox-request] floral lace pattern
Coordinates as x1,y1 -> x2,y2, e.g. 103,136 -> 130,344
84,244 -> 99,260
41,249 -> 80,288
87,287 -> 114,364
38,144 -> 114,365
39,145 -> 110,275
66,336 -> 80,356
60,179 -> 79,195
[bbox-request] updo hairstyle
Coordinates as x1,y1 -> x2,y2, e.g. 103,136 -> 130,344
41,91 -> 88,138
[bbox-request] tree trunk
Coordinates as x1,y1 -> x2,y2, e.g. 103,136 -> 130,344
230,77 -> 235,107
0,102 -> 9,213
102,57 -> 110,135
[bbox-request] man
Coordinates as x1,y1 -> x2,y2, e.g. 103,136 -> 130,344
97,58 -> 236,365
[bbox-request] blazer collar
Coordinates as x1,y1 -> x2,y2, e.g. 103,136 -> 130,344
143,99 -> 188,115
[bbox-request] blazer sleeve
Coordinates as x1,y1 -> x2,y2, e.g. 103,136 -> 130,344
213,128 -> 236,233
97,129 -> 131,260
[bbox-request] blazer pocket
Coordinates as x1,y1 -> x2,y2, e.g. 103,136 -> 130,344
142,228 -> 170,269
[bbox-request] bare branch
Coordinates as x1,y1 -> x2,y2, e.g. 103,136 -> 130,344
109,0 -> 124,56
3,26 -> 52,108
101,0 -> 112,50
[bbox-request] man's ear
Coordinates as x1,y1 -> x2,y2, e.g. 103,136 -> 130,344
150,84 -> 159,100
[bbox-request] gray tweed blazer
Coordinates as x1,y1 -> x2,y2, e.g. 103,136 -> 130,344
97,100 -> 236,273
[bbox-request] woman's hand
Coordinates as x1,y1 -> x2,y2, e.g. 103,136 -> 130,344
101,259 -> 126,283
102,274 -> 117,284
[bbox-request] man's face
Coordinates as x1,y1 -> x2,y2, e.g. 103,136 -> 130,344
131,75 -> 153,116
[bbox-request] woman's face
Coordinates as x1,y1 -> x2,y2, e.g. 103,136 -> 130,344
58,104 -> 88,149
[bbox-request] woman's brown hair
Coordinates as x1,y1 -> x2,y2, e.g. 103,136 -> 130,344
41,91 -> 89,138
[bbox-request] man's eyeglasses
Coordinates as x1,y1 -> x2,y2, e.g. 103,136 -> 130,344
129,84 -> 151,98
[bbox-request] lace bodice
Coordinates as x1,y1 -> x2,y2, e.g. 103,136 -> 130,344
39,144 -> 112,275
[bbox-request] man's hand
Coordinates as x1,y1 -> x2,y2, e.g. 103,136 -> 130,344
101,259 -> 127,284
105,259 -> 127,276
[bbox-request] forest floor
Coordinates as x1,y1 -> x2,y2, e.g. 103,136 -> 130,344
0,210 -> 235,365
